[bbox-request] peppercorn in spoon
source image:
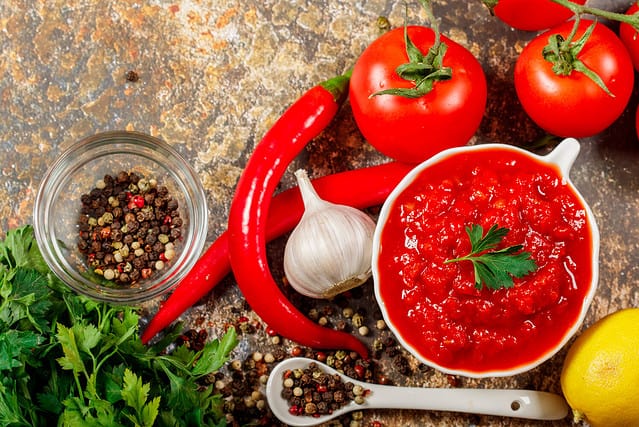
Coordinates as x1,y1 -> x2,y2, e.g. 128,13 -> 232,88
266,357 -> 569,426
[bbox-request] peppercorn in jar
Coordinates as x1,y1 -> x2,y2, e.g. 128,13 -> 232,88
77,171 -> 183,286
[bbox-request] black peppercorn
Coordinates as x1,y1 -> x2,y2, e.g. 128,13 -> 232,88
170,228 -> 181,239
130,269 -> 141,282
111,229 -> 123,242
166,199 -> 178,211
125,70 -> 139,82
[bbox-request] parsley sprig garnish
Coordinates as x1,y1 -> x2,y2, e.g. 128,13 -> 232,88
445,224 -> 537,290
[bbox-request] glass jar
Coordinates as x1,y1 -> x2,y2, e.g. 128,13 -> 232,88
33,130 -> 208,304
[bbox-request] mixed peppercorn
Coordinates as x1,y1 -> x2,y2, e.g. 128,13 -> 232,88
78,171 -> 182,286
281,362 -> 370,417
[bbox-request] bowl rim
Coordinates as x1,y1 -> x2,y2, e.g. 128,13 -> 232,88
33,130 -> 209,304
372,138 -> 600,378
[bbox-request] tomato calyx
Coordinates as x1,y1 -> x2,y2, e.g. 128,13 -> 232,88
371,0 -> 452,99
542,17 -> 614,97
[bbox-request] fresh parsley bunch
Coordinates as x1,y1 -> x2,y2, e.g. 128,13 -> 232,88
0,225 -> 238,427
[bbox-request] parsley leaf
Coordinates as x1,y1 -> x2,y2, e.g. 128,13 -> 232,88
0,265 -> 53,334
121,368 -> 160,427
446,224 -> 538,290
0,329 -> 43,370
0,225 -> 49,273
192,328 -> 239,376
0,225 -> 238,426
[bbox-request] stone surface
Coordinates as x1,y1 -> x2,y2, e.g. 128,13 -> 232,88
1,0 -> 638,425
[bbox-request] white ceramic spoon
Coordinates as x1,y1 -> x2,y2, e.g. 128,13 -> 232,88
266,357 -> 570,427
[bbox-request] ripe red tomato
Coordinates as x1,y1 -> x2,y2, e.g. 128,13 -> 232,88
492,0 -> 586,31
514,19 -> 634,138
349,26 -> 487,164
619,3 -> 639,71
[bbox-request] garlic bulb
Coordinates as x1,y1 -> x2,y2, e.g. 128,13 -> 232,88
283,169 -> 377,299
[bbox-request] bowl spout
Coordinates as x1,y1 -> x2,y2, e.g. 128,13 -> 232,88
544,138 -> 580,176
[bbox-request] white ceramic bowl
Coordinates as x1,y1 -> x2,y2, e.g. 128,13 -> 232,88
372,138 -> 599,377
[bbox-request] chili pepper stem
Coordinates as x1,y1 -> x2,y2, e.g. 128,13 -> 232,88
319,70 -> 352,104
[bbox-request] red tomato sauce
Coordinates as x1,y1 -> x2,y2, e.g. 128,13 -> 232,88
377,147 -> 594,374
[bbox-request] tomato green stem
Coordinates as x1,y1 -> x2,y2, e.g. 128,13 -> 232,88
418,0 -> 441,48
370,0 -> 452,99
563,12 -> 580,44
549,0 -> 639,30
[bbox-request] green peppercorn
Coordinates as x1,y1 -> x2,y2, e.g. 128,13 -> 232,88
137,179 -> 150,192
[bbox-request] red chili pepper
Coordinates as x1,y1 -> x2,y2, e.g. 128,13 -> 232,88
140,162 -> 412,344
226,71 -> 377,358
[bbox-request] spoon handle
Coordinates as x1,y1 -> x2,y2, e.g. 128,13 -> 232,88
363,384 -> 570,420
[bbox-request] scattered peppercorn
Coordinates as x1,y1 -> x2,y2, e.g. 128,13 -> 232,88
77,171 -> 182,286
182,273 -> 435,426
176,328 -> 208,351
351,312 -> 364,328
376,16 -> 391,33
125,70 -> 139,82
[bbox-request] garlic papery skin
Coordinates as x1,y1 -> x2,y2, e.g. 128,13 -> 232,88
283,169 -> 377,299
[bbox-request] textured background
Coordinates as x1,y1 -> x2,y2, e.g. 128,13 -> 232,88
1,0 -> 638,425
